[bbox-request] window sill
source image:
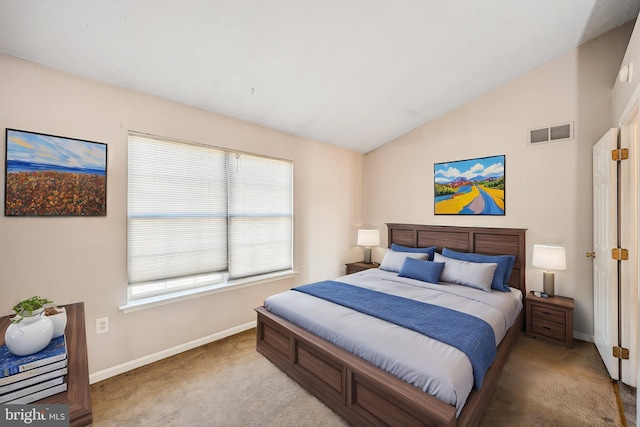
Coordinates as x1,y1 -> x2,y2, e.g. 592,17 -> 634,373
119,270 -> 297,314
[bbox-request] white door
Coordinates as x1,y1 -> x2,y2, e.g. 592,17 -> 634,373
593,128 -> 619,380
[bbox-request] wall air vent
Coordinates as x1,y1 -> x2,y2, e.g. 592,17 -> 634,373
528,122 -> 574,145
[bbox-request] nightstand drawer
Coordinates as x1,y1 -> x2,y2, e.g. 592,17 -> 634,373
531,305 -> 565,325
345,262 -> 378,275
347,265 -> 369,274
531,317 -> 566,341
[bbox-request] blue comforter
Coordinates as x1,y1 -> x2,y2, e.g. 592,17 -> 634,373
293,280 -> 497,389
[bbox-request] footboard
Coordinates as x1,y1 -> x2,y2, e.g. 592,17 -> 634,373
256,306 -> 524,427
256,306 -> 457,427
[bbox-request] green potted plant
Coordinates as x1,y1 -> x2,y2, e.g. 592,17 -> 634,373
11,297 -> 67,337
5,296 -> 56,356
11,296 -> 53,323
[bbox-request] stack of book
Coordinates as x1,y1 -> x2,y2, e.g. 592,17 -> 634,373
0,335 -> 68,404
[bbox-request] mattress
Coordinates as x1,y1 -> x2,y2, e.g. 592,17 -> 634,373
264,268 -> 523,415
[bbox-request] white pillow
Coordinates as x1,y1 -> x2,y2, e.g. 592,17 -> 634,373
379,249 -> 428,273
433,253 -> 497,292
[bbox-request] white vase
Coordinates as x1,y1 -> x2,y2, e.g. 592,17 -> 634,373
47,307 -> 67,338
4,312 -> 54,356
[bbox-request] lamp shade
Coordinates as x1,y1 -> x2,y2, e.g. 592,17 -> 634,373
357,229 -> 380,247
532,244 -> 566,271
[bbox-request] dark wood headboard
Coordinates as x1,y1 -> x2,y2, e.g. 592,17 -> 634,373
387,223 -> 527,294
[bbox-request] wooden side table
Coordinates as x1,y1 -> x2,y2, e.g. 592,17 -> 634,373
525,291 -> 574,348
0,302 -> 92,426
345,261 -> 378,275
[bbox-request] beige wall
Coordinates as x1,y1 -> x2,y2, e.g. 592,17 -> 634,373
0,54 -> 365,376
365,24 -> 634,339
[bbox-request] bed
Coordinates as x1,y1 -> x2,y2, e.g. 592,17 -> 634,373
255,224 -> 526,426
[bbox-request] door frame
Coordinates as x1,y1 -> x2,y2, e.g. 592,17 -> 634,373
620,100 -> 639,386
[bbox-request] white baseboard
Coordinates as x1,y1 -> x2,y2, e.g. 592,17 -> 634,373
89,321 -> 257,384
573,331 -> 594,343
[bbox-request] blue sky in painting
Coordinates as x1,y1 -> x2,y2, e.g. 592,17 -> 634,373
7,129 -> 106,170
434,155 -> 504,184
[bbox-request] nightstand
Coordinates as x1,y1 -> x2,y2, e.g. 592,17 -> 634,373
345,261 -> 378,275
526,291 -> 574,348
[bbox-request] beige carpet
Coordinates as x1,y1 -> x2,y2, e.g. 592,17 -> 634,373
91,330 -> 626,427
481,335 -> 623,427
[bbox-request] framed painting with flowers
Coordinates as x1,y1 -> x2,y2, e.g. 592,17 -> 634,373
5,129 -> 107,216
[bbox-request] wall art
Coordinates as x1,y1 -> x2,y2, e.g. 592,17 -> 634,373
434,154 -> 505,215
5,129 -> 107,216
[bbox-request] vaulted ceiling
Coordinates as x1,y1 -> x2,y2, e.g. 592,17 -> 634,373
0,1 -> 638,153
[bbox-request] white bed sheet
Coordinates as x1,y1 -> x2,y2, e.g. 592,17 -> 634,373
264,268 -> 523,416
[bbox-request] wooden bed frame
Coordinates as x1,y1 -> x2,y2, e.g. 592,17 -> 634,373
256,224 -> 526,427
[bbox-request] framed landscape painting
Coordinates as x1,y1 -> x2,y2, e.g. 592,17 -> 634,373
5,129 -> 108,216
434,154 -> 505,215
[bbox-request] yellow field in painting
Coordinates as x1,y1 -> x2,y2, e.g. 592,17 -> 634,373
436,185 -> 505,214
481,186 -> 505,210
435,186 -> 480,214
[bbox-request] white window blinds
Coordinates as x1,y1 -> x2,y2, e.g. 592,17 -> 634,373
127,133 -> 293,288
228,153 -> 293,279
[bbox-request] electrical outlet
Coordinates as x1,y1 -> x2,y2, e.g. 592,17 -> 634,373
96,317 -> 109,334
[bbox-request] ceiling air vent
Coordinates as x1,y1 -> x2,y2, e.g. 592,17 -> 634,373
528,122 -> 574,145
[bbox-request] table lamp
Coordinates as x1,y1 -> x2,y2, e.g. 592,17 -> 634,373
532,244 -> 566,296
357,229 -> 380,264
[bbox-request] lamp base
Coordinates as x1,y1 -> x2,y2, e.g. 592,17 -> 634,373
543,271 -> 555,296
364,247 -> 372,264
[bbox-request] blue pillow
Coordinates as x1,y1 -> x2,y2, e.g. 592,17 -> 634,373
391,243 -> 437,261
441,248 -> 514,292
503,256 -> 516,288
398,257 -> 445,284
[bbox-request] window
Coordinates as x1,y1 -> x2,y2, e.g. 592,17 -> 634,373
127,133 -> 293,300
